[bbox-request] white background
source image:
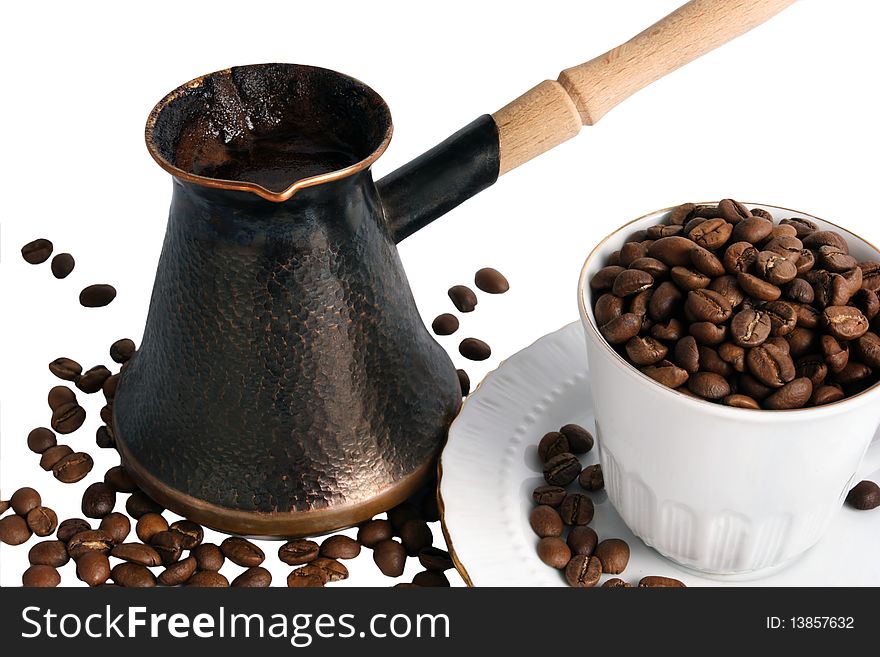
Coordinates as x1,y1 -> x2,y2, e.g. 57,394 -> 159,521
1,0 -> 878,586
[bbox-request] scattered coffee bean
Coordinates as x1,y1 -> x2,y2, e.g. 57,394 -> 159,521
158,556 -> 197,586
51,253 -> 75,279
26,506 -> 58,536
67,530 -> 113,559
193,542 -> 224,571
412,570 -> 451,587
168,520 -> 203,549
846,480 -> 880,510
151,531 -> 184,566
49,357 -> 82,381
603,578 -> 634,588
109,338 -> 136,363
103,374 -> 120,399
418,546 -> 454,571
287,565 -> 328,588
387,503 -> 419,532
459,337 -> 491,361
594,539 -> 630,574
579,464 -> 604,491
99,513 -> 131,544
135,513 -> 168,543
399,519 -> 433,556
565,554 -> 602,587
543,452 -> 581,486
475,267 -> 509,294
312,557 -> 349,582
763,377 -> 813,409
0,515 -> 32,545
79,284 -> 117,308
188,571 -> 230,587
457,369 -> 470,396
82,482 -> 116,518
279,539 -> 320,565
125,491 -> 163,518
10,487 -> 41,515
95,426 -> 115,448
23,565 -> 60,587
111,563 -> 156,587
320,535 -> 362,560
40,445 -> 73,470
27,427 -> 57,454
357,520 -> 393,548
233,567 -> 273,587
537,537 -> 571,569
529,505 -> 563,538
567,526 -> 599,556
77,552 -> 111,586
532,485 -> 566,507
559,493 -> 594,526
103,466 -> 138,493
639,575 -> 686,587
76,365 -> 112,394
52,451 -> 93,483
111,542 -> 163,567
21,238 -> 54,264
432,313 -> 459,336
50,402 -> 86,434
220,536 -> 265,567
29,540 -> 70,567
373,539 -> 407,577
56,517 -> 91,543
448,285 -> 477,312
538,431 -> 569,461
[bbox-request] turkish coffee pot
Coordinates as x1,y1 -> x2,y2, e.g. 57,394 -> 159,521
113,0 -> 793,536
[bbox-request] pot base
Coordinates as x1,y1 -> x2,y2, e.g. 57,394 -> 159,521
114,424 -> 436,538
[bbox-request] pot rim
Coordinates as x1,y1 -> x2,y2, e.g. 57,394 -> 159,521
144,63 -> 393,203
577,201 -> 880,419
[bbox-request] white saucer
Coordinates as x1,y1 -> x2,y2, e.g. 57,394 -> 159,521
439,322 -> 880,587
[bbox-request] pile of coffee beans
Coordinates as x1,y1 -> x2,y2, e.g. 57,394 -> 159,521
530,424 -> 685,588
430,267 -> 510,396
590,200 -> 880,410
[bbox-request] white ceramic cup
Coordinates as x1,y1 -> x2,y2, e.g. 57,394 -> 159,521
578,204 -> 880,576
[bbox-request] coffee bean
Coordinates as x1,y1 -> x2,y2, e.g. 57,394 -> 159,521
456,369 -> 470,396
686,289 -> 732,324
106,339 -> 135,366
786,327 -> 818,358
578,464 -> 604,491
603,578 -> 634,588
821,335 -> 849,373
689,246 -> 725,277
474,267 -> 509,294
591,266 -> 627,290
648,236 -> 696,266
668,202 -> 696,225
600,313 -> 641,344
559,424 -> 594,454
10,487 -> 41,515
698,346 -> 731,376
537,537 -> 572,569
357,520 -> 393,548
625,335 -> 668,365
795,354 -> 828,387
287,565 -> 328,588
565,554 -> 602,588
763,300 -> 798,337
613,269 -> 653,297
418,546 -> 454,571
50,253 -> 75,279
432,313 -> 459,336
49,357 -> 82,381
686,372 -> 730,399
232,567 -> 273,587
832,361 -> 873,385
188,571 -> 230,587
76,365 -> 112,394
459,337 -> 491,361
411,570 -> 450,587
67,530 -> 113,559
672,336 -> 700,372
134,512 -> 168,543
79,284 -> 117,308
95,425 -> 115,449
594,539 -> 630,574
21,238 -> 53,264
737,272 -> 781,302
709,275 -> 745,308
530,505 -> 563,537
559,493 -> 594,525
646,225 -> 683,239
784,278 -> 814,304
846,480 -> 880,510
102,374 -> 120,399
747,343 -> 795,387
532,485 -> 566,507
221,536 -> 265,566
99,513 -> 131,544
812,384 -> 845,406
689,321 -> 727,345
780,217 -> 817,238
856,332 -> 880,368
312,557 -> 349,582
400,519 -> 433,556
639,576 -> 686,587
125,491 -> 163,518
48,386 -> 77,412
373,539 -> 407,577
755,251 -> 798,285
29,540 -> 70,567
642,361 -> 689,388
594,294 -> 624,326
27,427 -> 56,454
670,265 -> 709,292
448,285 -> 477,313
56,518 -> 91,543
718,343 -> 746,372
566,526 -> 599,557
112,563 -> 156,587
52,451 -> 93,483
723,242 -> 758,275
0,500 -> 7,515
158,556 -> 198,586
0,515 -> 32,545
50,401 -> 86,435
111,542 -> 163,566
651,318 -> 684,341
732,216 -> 773,244
391,504 -> 424,537
823,305 -> 869,340
274,539 -> 319,567
851,289 -> 880,322
647,282 -> 683,321
723,394 -> 760,409
102,466 -> 137,494
763,377 -> 813,410
193,542 -> 224,571
543,452 -> 581,486
77,552 -> 111,587
630,257 -> 669,280
27,506 -> 58,536
718,199 -> 752,223
23,565 -> 60,588
82,482 -> 116,519
803,230 -> 848,253
689,218 -> 732,250
150,531 -> 184,566
168,520 -> 203,550
538,431 -> 570,461
860,261 -> 880,292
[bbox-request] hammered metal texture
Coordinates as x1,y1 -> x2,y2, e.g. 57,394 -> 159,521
114,171 -> 461,518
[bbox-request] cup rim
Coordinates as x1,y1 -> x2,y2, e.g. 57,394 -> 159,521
577,202 -> 880,419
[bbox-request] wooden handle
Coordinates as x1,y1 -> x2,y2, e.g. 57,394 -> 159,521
492,0 -> 796,174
